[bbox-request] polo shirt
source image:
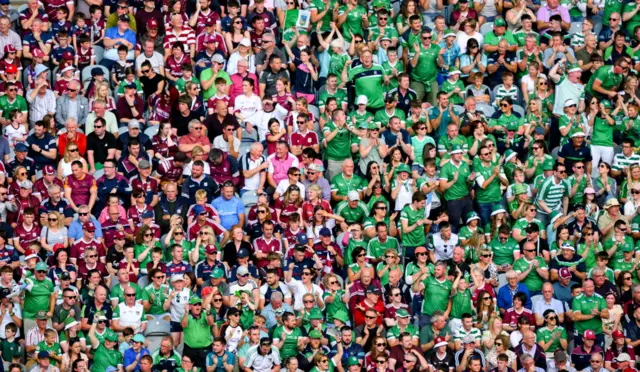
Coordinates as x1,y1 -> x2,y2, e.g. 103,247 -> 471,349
113,302 -> 146,330
212,195 -> 244,230
104,27 -> 136,47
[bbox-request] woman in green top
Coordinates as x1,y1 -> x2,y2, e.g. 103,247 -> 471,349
593,162 -> 618,205
163,224 -> 193,263
411,122 -> 435,174
395,0 -> 420,34
134,226 -> 161,270
364,200 -> 395,239
619,164 -> 640,204
190,225 -> 219,264
524,98 -> 550,137
322,273 -> 349,323
485,207 -> 510,242
376,249 -> 401,286
464,231 -> 487,264
549,225 -> 571,259
577,226 -> 604,272
536,310 -> 568,357
309,349 -> 343,372
530,77 -> 555,117
558,101 -> 586,146
347,247 -> 374,283
278,1 -> 304,42
343,225 -> 367,266
384,148 -> 406,191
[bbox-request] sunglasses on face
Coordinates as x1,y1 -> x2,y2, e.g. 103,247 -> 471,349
68,148 -> 78,152
141,69 -> 150,74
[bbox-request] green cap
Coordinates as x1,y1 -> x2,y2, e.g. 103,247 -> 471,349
396,308 -> 410,318
372,0 -> 386,7
35,311 -> 48,320
506,120 -> 520,131
450,143 -> 464,154
211,267 -> 225,279
64,317 -> 79,330
309,330 -> 323,339
623,244 -> 634,253
133,334 -> 145,343
550,210 -> 563,224
367,122 -> 380,130
513,183 -> 527,196
346,356 -> 360,367
309,307 -> 323,320
567,63 -> 582,73
189,296 -> 202,305
333,310 -> 349,324
504,149 -> 517,162
104,330 -> 118,342
542,158 -> 555,171
494,17 -> 506,27
466,211 -> 480,224
601,100 -> 613,109
448,66 -> 461,75
444,28 -> 456,38
35,262 -> 48,271
395,163 -> 411,175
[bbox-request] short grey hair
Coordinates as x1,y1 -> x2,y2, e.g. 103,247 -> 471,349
188,119 -> 201,131
520,353 -> 533,364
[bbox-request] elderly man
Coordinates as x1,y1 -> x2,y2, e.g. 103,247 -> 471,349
55,80 -> 89,127
57,118 -> 87,157
163,12 -> 196,59
0,16 -> 21,59
24,262 -> 55,326
26,74 -> 55,127
598,199 -> 631,240
573,279 -> 609,348
104,14 -> 136,61
116,82 -> 145,126
536,0 -> 570,33
533,282 -> 565,326
330,159 -> 365,203
497,270 -> 532,313
303,162 -> 330,201
266,142 -> 299,192
178,119 -> 211,156
25,310 -> 57,363
514,331 -> 547,370
261,291 -> 294,329
229,59 -> 259,105
22,18 -> 50,60
86,100 -> 118,135
239,142 -> 267,196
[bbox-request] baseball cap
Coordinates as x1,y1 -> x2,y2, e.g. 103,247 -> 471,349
104,330 -> 118,342
83,221 -> 96,232
59,271 -> 71,280
308,163 -> 324,172
138,159 -> 151,169
450,143 -> 464,154
128,119 -> 140,128
147,18 -> 159,29
14,142 -> 28,152
171,274 -> 185,283
309,329 -> 323,339
62,51 -> 74,60
345,356 -> 360,367
205,244 -> 217,255
613,330 -> 625,339
4,64 -> 16,74
571,131 -> 586,138
114,231 -> 126,240
211,267 -> 225,279
141,210 -> 153,218
193,205 -> 206,215
91,67 -> 104,77
356,95 -> 368,105
125,82 -> 137,90
584,330 -> 596,340
365,285 -> 381,295
237,248 -> 250,258
189,296 -> 202,305
564,99 -> 577,107
434,336 -> 448,348
3,44 -> 15,54
118,14 -> 131,22
513,183 -> 527,196
211,54 -> 225,64
347,190 -> 360,201
319,227 -> 332,237
24,248 -> 38,260
133,334 -> 145,343
0,288 -> 10,300
35,310 -> 49,320
35,262 -> 48,271
37,351 -> 49,359
463,334 -> 476,344
615,353 -> 632,363
494,17 -> 506,27
396,309 -> 410,318
32,48 -> 44,58
558,267 -> 571,280
560,241 -> 575,251
43,165 -> 55,175
239,38 -> 251,47
237,266 -> 249,276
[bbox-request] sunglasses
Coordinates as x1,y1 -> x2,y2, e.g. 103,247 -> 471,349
94,125 -> 103,129
36,270 -> 46,273
141,69 -> 150,74
213,298 -> 223,302
483,297 -> 491,300
154,275 -> 165,279
377,360 -> 386,364
68,149 -> 78,152
365,315 -> 377,319
500,103 -> 509,108
86,255 -> 97,258
48,218 -> 57,222
144,233 -> 153,237
257,210 -> 267,214
495,342 -> 502,346
174,232 -> 183,235
376,343 -> 386,346
481,254 -> 491,258
125,293 -> 136,297
302,272 -> 312,276
416,252 -> 427,256
304,300 -> 314,303
524,249 -> 536,252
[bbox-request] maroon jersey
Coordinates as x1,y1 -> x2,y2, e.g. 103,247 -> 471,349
101,218 -> 133,249
130,176 -> 158,196
273,198 -> 300,225
287,111 -> 315,127
252,236 -> 282,268
33,178 -> 64,200
77,261 -> 108,282
7,195 -> 40,226
76,46 -> 94,67
13,223 -> 41,247
0,59 -> 22,75
64,173 -> 96,207
156,157 -> 183,182
70,238 -> 105,264
19,10 -> 49,35
165,54 -> 188,79
148,95 -> 172,123
206,95 -> 230,114
44,0 -> 72,20
194,10 -> 220,35
502,307 -> 535,329
290,131 -> 319,161
151,134 -> 179,159
249,30 -> 265,50
195,32 -> 226,54
187,219 -> 225,240
127,205 -> 154,227
301,200 -> 331,224
118,259 -> 140,283
282,227 -> 305,252
273,93 -> 293,112
54,78 -> 71,96
89,18 -> 105,43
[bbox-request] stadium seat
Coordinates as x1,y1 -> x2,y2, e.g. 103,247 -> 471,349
480,22 -> 494,36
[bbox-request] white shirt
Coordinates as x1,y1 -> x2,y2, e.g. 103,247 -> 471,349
284,277 -> 323,310
168,287 -> 190,322
275,180 -> 305,197
114,302 -> 146,333
213,134 -> 240,154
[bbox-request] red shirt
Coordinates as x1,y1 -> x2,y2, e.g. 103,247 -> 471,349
63,173 -> 96,207
353,299 -> 384,327
252,236 -> 282,268
57,132 -> 87,157
193,10 -> 220,35
301,200 -> 331,224
77,261 -> 108,282
70,238 -> 105,264
502,307 -> 535,328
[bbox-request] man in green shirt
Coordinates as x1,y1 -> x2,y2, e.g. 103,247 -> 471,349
331,159 -> 366,202
439,143 -> 474,232
344,50 -> 385,109
490,226 -> 521,269
585,58 -> 627,100
414,261 -> 452,327
89,324 -> 124,372
317,74 -> 348,113
572,279 -> 609,346
0,86 -> 28,122
24,262 -> 55,322
181,296 -> 214,368
513,241 -> 550,294
323,110 -> 357,180
335,191 -> 369,225
273,312 -> 306,359
590,99 -> 617,178
386,309 -> 419,346
534,162 -> 570,226
336,0 -> 368,42
474,143 -> 509,224
367,223 -> 401,263
409,27 -> 443,104
400,191 -> 427,259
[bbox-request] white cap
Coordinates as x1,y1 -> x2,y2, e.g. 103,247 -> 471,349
356,95 -> 368,105
171,274 -> 185,283
564,99 -> 577,107
239,38 -> 251,47
571,131 -> 586,138
347,190 -> 360,201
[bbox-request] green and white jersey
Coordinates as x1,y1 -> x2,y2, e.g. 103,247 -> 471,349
347,63 -> 386,109
514,30 -> 540,46
367,236 -> 400,259
572,292 -> 607,334
317,88 -> 347,109
330,173 -> 366,197
494,85 -> 519,103
535,177 -> 569,214
387,324 -> 419,340
454,324 -> 482,340
142,283 -> 171,315
612,153 -> 640,172
450,288 -> 474,320
400,204 -> 427,247
335,200 -> 369,224
420,276 -> 453,315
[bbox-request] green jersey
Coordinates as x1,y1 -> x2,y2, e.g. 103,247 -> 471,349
184,313 -> 213,348
566,174 -> 588,205
420,276 -> 453,315
374,108 -> 406,128
441,79 -> 465,105
24,277 -> 55,319
490,237 -> 520,266
525,154 -> 554,181
513,30 -> 540,46
93,344 -> 124,372
572,292 -> 607,334
576,242 -> 604,271
450,288 -> 474,319
36,341 -> 61,365
603,0 -> 624,26
586,66 -> 623,98
387,324 -> 419,340
473,161 -> 505,203
535,177 -> 569,214
400,204 -> 427,246
381,60 -> 404,92
337,5 -> 366,41
0,95 -> 27,119
409,43 -> 441,83
440,160 -> 471,200
330,173 -> 366,197
328,52 -> 350,86
536,326 -> 567,354
322,289 -> 348,322
483,30 -> 517,49
272,326 -> 304,359
512,257 -> 548,292
592,116 -> 616,147
309,0 -> 340,31
110,283 -> 142,304
335,200 -> 369,224
318,88 -> 347,110
322,121 -> 353,160
367,236 -> 400,259
603,235 -> 635,262
343,239 -> 367,266
348,63 -> 386,109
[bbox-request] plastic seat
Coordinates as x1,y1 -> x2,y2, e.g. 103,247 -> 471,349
93,45 -> 105,64
512,104 -> 525,117
81,65 -> 110,85
241,191 -> 259,207
144,125 -> 159,138
308,104 -> 320,121
118,126 -> 129,136
93,168 -> 104,180
480,22 -> 494,36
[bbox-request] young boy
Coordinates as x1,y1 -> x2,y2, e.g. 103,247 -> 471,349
206,77 -> 230,115
588,251 -> 615,282
0,323 -> 20,368
51,31 -> 75,67
571,18 -> 594,51
51,7 -> 71,37
111,44 -> 133,88
75,34 -> 95,71
381,47 -> 403,92
118,327 -> 135,355
221,1 -> 243,33
441,68 -> 465,105
464,72 -> 491,104
35,328 -> 62,366
88,5 -> 105,45
71,12 -> 91,50
175,63 -> 199,94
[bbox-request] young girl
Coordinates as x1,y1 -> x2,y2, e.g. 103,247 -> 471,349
284,45 -> 317,104
54,63 -> 77,96
265,118 -> 287,155
0,46 -> 21,83
25,49 -> 46,89
584,187 -> 600,218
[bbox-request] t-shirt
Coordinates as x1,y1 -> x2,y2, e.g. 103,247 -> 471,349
512,257 -> 548,292
420,276 -> 453,315
348,64 -> 385,109
572,292 -> 607,334
400,204 -> 426,247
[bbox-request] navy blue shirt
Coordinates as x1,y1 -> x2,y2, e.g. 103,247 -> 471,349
26,132 -> 57,169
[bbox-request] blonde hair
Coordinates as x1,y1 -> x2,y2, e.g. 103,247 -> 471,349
64,141 -> 80,163
47,211 -> 64,229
